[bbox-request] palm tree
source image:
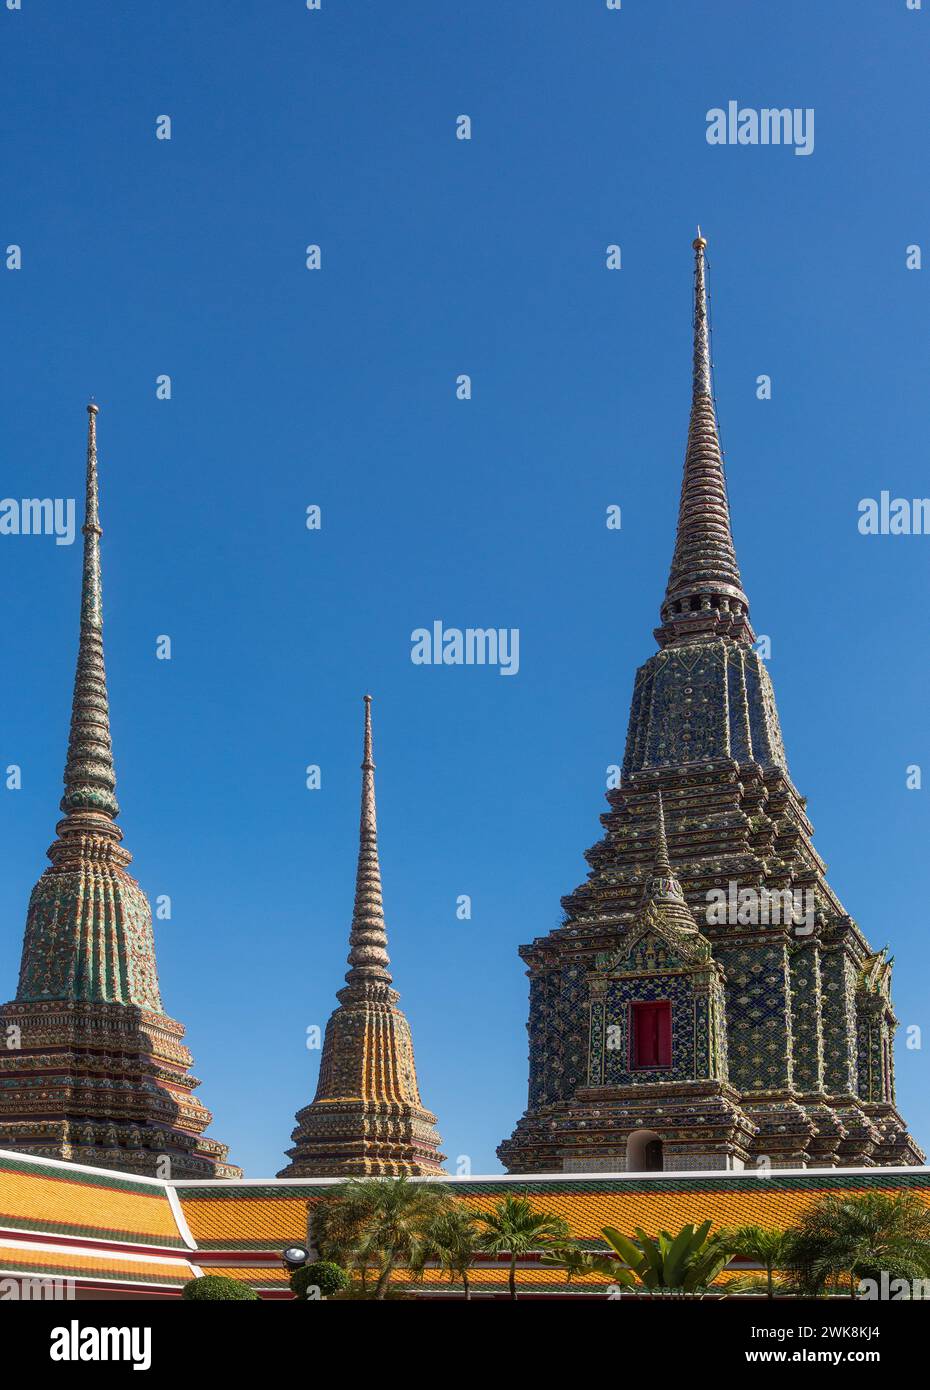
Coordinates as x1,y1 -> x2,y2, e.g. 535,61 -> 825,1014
788,1192 -> 930,1297
720,1226 -> 798,1297
310,1176 -> 455,1299
413,1206 -> 481,1299
544,1221 -> 730,1298
474,1195 -> 570,1300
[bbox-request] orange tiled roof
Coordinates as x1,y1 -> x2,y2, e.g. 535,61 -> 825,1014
201,1265 -> 290,1286
180,1193 -> 308,1249
0,1154 -> 181,1246
450,1183 -> 929,1244
173,1169 -> 930,1253
4,1151 -> 930,1298
0,1241 -> 194,1287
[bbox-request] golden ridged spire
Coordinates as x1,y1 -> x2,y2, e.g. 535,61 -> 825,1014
279,695 -> 445,1176
343,694 -> 392,988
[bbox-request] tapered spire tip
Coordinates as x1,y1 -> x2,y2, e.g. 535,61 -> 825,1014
655,235 -> 753,648
362,693 -> 374,769
343,694 -> 391,988
641,791 -> 687,908
654,791 -> 672,874
55,403 -> 121,824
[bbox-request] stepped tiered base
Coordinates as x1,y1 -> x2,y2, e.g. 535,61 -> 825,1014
278,981 -> 444,1178
501,1080 -> 756,1174
0,998 -> 240,1179
499,758 -> 924,1174
280,1099 -> 445,1178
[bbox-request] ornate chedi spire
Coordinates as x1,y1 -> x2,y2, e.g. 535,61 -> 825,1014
343,695 -> 393,990
499,234 -> 923,1176
14,404 -> 163,1010
279,696 -> 444,1177
640,792 -> 689,914
657,231 -> 753,649
63,404 -> 121,820
624,232 -> 785,778
0,405 -> 238,1178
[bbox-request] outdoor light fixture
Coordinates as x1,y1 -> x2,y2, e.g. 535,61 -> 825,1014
281,1245 -> 310,1271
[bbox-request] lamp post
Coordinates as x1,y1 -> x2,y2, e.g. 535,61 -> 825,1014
281,1245 -> 310,1274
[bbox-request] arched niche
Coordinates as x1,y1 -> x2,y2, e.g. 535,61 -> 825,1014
626,1128 -> 664,1172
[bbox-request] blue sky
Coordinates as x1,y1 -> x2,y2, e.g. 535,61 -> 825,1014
2,1 -> 929,1176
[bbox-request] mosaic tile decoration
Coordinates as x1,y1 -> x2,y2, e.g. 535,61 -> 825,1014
0,408 -> 237,1180
279,697 -> 444,1178
499,240 -> 923,1177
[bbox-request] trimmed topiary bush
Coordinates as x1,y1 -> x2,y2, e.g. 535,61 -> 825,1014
290,1260 -> 351,1300
182,1274 -> 260,1301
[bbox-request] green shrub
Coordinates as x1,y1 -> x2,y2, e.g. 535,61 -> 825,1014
290,1260 -> 351,1300
181,1274 -> 260,1301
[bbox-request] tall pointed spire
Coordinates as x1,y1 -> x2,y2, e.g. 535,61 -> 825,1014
640,791 -> 688,910
501,228 -> 924,1178
17,403 -> 156,1008
279,695 -> 444,1177
0,404 -> 238,1179
59,403 -> 119,825
690,227 -> 713,399
343,695 -> 392,989
656,233 -> 753,648
653,790 -> 671,873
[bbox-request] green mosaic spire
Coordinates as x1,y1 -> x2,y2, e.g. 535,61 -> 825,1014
0,405 -> 235,1178
61,404 -> 120,821
15,405 -> 163,1010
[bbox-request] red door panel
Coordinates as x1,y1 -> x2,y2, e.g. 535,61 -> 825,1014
631,1001 -> 672,1069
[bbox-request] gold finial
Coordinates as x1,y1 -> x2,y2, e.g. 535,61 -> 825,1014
87,402 -> 99,415
693,226 -> 707,251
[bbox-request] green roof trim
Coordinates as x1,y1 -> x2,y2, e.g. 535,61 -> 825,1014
0,1209 -> 184,1248
0,1256 -> 185,1287
174,1169 -> 930,1203
0,1155 -> 166,1197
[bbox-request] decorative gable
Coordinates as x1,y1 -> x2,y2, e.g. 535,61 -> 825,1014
595,903 -> 711,979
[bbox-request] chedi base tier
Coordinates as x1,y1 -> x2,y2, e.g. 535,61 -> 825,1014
0,999 -> 237,1179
